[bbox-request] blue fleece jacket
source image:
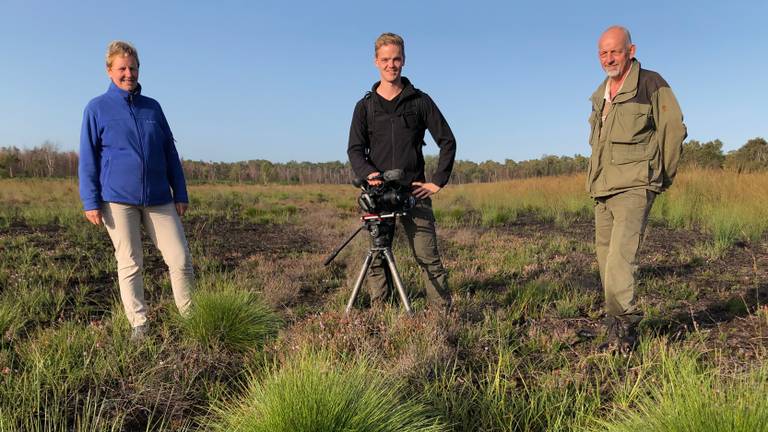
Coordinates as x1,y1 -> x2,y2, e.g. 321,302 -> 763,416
79,82 -> 189,211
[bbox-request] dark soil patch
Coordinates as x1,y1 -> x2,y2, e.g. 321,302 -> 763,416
0,220 -> 63,246
185,216 -> 316,271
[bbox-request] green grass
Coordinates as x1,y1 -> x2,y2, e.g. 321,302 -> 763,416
209,351 -> 448,432
243,204 -> 298,224
422,349 -> 601,432
177,279 -> 282,352
592,349 -> 768,432
0,322 -> 124,431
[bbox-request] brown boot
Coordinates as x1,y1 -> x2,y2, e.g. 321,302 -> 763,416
617,314 -> 641,353
598,315 -> 640,354
598,316 -> 621,352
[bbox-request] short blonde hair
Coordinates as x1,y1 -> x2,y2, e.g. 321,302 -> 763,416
374,32 -> 405,57
106,40 -> 139,68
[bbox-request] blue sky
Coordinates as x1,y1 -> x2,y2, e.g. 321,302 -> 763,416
1,0 -> 765,163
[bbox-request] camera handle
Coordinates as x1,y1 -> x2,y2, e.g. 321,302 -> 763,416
322,211 -> 404,267
322,224 -> 365,266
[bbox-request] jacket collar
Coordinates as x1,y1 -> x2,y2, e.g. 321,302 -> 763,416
371,76 -> 417,105
106,81 -> 142,101
591,59 -> 640,106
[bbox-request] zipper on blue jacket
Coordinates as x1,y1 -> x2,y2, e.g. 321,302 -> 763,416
127,94 -> 147,206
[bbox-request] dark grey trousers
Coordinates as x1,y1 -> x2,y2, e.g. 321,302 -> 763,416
366,198 -> 450,308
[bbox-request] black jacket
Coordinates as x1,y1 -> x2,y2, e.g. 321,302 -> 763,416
347,77 -> 456,187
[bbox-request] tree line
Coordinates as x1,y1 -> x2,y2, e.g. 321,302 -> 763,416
1,137 -> 766,183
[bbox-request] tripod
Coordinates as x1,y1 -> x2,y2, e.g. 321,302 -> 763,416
323,212 -> 412,314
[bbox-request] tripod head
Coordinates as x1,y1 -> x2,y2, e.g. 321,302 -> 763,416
322,210 -> 407,266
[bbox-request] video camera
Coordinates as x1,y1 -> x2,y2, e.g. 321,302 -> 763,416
353,169 -> 416,214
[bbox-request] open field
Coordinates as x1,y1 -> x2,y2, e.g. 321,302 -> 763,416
1,170 -> 768,431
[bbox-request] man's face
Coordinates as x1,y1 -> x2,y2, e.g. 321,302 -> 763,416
107,55 -> 139,92
598,30 -> 635,79
375,44 -> 404,84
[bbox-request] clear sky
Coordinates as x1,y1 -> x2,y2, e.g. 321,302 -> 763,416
1,0 -> 766,163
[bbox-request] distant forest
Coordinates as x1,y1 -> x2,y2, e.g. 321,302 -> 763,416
1,137 -> 766,184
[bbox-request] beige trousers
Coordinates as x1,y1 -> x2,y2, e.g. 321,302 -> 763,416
102,202 -> 194,327
594,188 -> 655,318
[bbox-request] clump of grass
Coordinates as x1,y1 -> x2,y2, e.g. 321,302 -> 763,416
593,350 -> 768,432
0,388 -> 126,432
503,278 -> 559,320
423,348 -> 600,432
0,323 -> 128,431
17,322 -> 107,389
434,206 -> 477,227
209,351 -> 447,432
178,286 -> 281,352
554,289 -> 597,318
0,284 -> 67,340
0,302 -> 20,343
243,204 -> 298,224
480,205 -> 518,227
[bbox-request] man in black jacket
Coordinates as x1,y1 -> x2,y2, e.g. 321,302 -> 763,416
347,32 -> 457,309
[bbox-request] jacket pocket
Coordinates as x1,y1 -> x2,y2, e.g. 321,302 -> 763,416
611,104 -> 652,144
609,143 -> 652,189
612,142 -> 649,165
100,155 -> 111,186
402,111 -> 419,129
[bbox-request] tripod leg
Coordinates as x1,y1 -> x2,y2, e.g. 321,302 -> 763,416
346,250 -> 375,315
383,249 -> 412,314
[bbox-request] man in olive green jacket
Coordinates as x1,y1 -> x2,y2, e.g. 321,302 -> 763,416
586,26 -> 686,351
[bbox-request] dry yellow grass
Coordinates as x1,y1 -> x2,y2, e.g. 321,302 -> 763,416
2,170 -> 767,244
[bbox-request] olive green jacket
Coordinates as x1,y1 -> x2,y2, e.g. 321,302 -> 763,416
586,59 -> 686,197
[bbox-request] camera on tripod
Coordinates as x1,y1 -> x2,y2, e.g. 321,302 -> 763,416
353,169 -> 415,214
323,169 -> 416,314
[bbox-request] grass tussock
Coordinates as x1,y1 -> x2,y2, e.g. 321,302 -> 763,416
209,351 -> 448,432
593,348 -> 768,432
178,281 -> 281,352
0,323 -> 131,431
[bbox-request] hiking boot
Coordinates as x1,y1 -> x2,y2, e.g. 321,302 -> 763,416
598,315 -> 640,354
598,316 -> 622,352
130,324 -> 148,342
619,315 -> 641,353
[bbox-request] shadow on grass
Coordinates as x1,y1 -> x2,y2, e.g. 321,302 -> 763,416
643,283 -> 768,339
637,259 -> 703,280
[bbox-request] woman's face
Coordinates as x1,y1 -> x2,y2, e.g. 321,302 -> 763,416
107,55 -> 139,92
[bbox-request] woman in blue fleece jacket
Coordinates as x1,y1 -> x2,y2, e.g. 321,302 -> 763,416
79,41 -> 194,340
